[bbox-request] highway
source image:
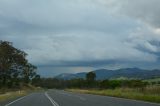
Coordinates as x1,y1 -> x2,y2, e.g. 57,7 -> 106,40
1,90 -> 160,106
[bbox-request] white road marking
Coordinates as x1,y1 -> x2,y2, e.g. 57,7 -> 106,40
45,92 -> 59,106
82,92 -> 160,106
5,95 -> 30,106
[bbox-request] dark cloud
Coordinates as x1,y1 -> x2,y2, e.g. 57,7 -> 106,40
0,0 -> 160,75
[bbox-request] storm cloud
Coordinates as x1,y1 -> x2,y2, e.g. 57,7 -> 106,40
0,0 -> 160,76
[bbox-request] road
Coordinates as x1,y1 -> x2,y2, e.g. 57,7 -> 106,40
1,90 -> 160,106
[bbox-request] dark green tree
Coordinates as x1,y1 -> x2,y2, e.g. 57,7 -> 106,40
86,72 -> 96,81
100,79 -> 109,89
22,63 -> 37,83
86,72 -> 96,88
0,40 -> 37,88
32,74 -> 41,86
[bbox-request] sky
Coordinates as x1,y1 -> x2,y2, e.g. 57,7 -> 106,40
0,0 -> 160,77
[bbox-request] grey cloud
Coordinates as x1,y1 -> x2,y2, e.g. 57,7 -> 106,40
19,33 -> 157,66
111,0 -> 160,28
0,0 -> 139,35
0,0 -> 160,74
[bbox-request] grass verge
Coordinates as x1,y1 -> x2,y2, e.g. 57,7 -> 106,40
0,85 -> 43,102
0,90 -> 28,102
67,87 -> 160,103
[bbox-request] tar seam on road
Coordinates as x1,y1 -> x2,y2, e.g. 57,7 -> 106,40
45,92 -> 59,106
5,95 -> 29,106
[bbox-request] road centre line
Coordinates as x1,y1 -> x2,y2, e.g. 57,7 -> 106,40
45,92 -> 59,106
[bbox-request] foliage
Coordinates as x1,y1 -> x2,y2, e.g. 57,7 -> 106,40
86,72 -> 96,88
86,72 -> 96,81
0,40 -> 38,88
34,72 -> 148,89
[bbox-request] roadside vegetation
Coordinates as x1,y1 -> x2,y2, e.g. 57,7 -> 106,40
68,86 -> 160,103
0,40 -> 40,101
0,84 -> 43,102
0,90 -> 26,102
33,72 -> 160,103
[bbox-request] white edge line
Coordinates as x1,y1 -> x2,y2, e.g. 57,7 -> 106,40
81,92 -> 160,106
107,95 -> 160,106
45,92 -> 59,106
5,95 -> 30,106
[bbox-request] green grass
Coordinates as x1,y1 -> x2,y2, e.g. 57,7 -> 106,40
67,86 -> 160,103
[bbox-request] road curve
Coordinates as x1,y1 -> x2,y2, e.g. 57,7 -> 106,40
1,90 -> 160,106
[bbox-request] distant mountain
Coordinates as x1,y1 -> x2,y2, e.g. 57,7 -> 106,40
54,73 -> 76,80
55,72 -> 86,80
55,68 -> 160,80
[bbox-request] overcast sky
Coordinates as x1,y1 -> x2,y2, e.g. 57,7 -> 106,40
0,0 -> 160,77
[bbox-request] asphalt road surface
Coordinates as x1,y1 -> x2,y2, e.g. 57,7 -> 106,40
1,90 -> 160,106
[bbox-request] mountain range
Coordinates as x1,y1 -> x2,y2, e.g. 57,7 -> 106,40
55,68 -> 160,80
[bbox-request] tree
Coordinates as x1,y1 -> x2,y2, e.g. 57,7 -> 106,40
86,72 -> 96,88
22,63 -> 37,83
32,74 -> 41,86
100,79 -> 109,89
108,80 -> 121,89
86,72 -> 96,81
0,40 -> 37,88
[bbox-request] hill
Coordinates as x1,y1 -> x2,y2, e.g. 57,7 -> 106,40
55,68 -> 160,80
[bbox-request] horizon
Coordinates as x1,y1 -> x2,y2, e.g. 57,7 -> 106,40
1,0 -> 160,77
39,67 -> 160,78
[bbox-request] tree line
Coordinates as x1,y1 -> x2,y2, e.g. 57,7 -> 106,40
32,72 -> 148,89
0,41 -> 39,89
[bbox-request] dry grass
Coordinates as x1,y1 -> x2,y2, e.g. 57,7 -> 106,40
67,86 -> 160,103
0,90 -> 27,102
0,85 -> 43,102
